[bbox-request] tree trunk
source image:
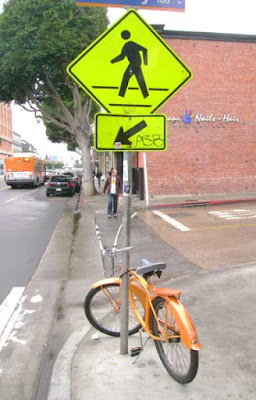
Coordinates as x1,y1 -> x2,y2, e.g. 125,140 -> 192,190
75,127 -> 95,196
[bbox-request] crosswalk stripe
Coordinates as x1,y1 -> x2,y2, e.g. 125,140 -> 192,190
153,210 -> 190,232
209,209 -> 256,220
0,287 -> 25,348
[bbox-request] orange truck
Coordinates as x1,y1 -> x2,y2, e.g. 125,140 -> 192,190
5,153 -> 46,188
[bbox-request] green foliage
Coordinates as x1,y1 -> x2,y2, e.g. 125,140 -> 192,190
0,0 -> 108,144
0,0 -> 108,102
45,161 -> 64,169
45,123 -> 79,151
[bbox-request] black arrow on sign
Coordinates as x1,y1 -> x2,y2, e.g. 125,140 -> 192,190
113,120 -> 147,145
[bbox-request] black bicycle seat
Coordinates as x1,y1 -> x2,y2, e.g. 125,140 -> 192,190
136,259 -> 166,276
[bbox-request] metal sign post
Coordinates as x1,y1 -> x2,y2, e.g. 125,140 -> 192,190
120,151 -> 132,354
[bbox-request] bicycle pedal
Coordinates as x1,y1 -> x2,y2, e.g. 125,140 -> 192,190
129,347 -> 142,357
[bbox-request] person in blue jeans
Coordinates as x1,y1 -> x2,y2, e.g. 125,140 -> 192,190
103,169 -> 122,218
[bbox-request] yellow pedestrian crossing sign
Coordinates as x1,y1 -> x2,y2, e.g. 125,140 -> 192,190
95,113 -> 167,151
67,9 -> 192,114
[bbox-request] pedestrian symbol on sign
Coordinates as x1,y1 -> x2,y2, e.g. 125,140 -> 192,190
111,30 -> 149,99
67,9 -> 192,115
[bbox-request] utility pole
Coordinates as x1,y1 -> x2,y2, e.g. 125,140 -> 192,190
120,151 -> 132,354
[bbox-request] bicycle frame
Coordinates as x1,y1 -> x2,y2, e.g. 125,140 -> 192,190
92,271 -> 201,351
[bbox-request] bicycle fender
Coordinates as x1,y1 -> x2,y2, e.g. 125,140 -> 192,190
92,277 -> 120,289
165,297 -> 201,351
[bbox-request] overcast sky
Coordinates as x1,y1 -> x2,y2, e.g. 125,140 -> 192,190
1,0 -> 256,161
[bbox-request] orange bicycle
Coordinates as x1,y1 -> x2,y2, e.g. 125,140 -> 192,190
84,218 -> 201,384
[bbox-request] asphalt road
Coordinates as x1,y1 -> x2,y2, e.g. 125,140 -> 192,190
0,180 -> 73,305
139,202 -> 256,270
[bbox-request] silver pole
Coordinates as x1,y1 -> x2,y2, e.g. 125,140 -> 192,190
120,151 -> 132,354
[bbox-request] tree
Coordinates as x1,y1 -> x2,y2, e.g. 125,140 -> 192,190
0,0 -> 108,195
45,161 -> 64,170
21,139 -> 37,153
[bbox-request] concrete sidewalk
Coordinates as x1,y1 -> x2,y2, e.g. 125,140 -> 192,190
1,189 -> 256,400
50,192 -> 256,400
71,263 -> 256,400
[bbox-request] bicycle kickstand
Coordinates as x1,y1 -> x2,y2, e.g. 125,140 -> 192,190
129,329 -> 150,365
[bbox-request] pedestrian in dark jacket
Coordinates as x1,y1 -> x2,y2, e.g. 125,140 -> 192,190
96,171 -> 102,187
103,169 -> 122,218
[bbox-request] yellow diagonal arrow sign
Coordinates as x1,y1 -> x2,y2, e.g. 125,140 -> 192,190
95,114 -> 167,151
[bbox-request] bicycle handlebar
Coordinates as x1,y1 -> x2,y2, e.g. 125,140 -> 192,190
113,212 -> 137,247
114,246 -> 133,254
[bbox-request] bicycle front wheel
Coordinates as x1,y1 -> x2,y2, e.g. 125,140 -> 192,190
84,283 -> 141,337
151,296 -> 199,384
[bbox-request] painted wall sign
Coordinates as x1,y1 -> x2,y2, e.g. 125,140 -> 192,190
167,110 -> 240,124
76,0 -> 185,12
67,9 -> 192,115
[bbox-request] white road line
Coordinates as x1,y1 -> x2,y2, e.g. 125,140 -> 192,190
4,188 -> 39,204
153,210 -> 191,232
0,287 -> 25,343
209,209 -> 256,220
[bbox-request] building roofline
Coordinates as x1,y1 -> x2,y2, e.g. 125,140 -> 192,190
152,26 -> 256,43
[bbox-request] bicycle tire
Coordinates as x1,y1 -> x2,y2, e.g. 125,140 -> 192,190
151,296 -> 199,384
84,283 -> 141,337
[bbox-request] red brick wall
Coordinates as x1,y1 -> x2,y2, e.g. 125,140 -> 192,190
147,38 -> 256,196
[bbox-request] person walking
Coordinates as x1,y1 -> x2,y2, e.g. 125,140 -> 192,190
96,170 -> 102,187
103,169 -> 122,218
111,30 -> 149,99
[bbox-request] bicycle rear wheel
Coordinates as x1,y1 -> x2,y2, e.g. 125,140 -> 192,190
84,283 -> 141,337
151,296 -> 199,384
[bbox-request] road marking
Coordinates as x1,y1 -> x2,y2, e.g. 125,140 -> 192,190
193,223 -> 256,232
0,287 -> 25,349
4,188 -> 39,204
153,210 -> 190,232
209,209 -> 256,220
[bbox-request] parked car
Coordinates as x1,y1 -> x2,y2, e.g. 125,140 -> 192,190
46,175 -> 75,197
62,170 -> 81,193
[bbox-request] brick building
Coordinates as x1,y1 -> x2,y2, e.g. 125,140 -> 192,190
0,103 -> 13,174
135,30 -> 256,198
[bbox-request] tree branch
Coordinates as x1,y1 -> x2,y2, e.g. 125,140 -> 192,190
72,82 -> 82,120
37,102 -> 73,133
24,89 -> 73,133
19,102 -> 42,119
43,71 -> 75,127
82,97 -> 91,123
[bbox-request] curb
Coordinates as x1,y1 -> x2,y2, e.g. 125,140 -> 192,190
47,325 -> 91,400
149,197 -> 256,209
46,198 -> 105,400
0,201 -> 75,400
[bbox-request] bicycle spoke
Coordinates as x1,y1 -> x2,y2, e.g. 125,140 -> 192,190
84,283 -> 142,337
151,296 -> 199,383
